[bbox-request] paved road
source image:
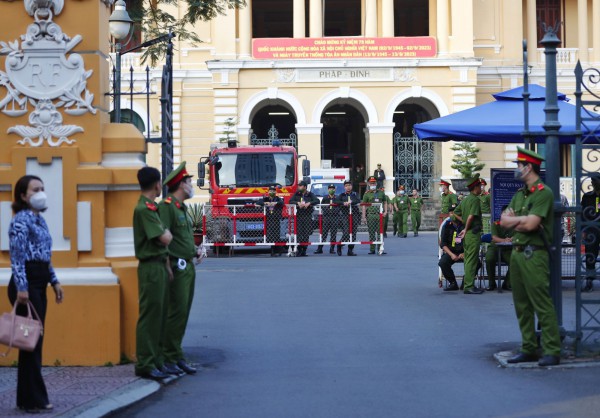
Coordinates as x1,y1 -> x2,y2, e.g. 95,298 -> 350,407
114,233 -> 600,418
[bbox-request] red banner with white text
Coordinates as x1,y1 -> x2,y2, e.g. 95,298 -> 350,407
253,37 -> 437,60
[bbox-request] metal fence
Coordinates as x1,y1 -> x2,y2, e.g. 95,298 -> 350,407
200,203 -> 385,256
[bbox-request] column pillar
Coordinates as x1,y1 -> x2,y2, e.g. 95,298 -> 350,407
578,0 -> 589,62
436,0 -> 448,54
293,0 -> 306,38
239,0 -> 252,57
296,125 -> 323,170
382,0 -> 394,37
594,0 -> 600,62
365,0 -> 377,37
367,124 -> 395,191
309,0 -> 323,37
450,0 -> 473,56
526,0 -> 537,63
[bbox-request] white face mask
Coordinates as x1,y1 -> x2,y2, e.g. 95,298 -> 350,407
514,166 -> 528,181
184,183 -> 195,199
369,185 -> 376,190
439,187 -> 444,193
400,190 -> 405,195
29,191 -> 48,210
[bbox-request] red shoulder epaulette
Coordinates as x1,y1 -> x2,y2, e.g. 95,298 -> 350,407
494,221 -> 500,225
164,197 -> 172,204
537,183 -> 544,191
175,201 -> 181,209
145,201 -> 158,211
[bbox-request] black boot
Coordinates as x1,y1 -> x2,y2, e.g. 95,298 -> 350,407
329,246 -> 335,254
337,245 -> 342,256
444,281 -> 459,291
314,245 -> 323,254
347,248 -> 357,256
393,227 -> 397,237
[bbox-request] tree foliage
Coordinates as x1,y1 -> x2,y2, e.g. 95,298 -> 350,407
125,0 -> 246,65
219,117 -> 238,143
450,141 -> 485,179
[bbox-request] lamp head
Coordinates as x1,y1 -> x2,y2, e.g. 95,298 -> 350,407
109,0 -> 133,40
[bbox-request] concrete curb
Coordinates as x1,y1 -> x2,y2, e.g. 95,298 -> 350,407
494,351 -> 600,369
59,379 -> 161,418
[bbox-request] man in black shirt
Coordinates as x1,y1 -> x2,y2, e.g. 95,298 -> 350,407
257,185 -> 284,256
290,180 -> 319,256
338,180 -> 360,256
315,184 -> 339,254
439,217 -> 465,291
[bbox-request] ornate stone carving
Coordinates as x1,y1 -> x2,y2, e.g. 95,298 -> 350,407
394,68 -> 417,83
276,69 -> 296,83
0,0 -> 95,146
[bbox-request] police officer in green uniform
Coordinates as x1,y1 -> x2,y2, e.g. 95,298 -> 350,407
362,176 -> 387,254
392,188 -> 409,238
485,214 -> 513,291
158,162 -> 200,375
479,178 -> 491,214
133,167 -> 173,380
409,189 -> 424,237
440,179 -> 458,216
381,185 -> 391,238
501,147 -> 561,366
453,174 -> 484,294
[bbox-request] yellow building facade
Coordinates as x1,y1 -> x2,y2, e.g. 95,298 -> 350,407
132,0 -> 595,201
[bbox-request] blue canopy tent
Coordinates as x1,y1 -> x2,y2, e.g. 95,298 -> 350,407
413,84 -> 600,144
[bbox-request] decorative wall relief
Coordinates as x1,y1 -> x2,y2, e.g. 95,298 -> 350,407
394,68 -> 417,83
0,0 -> 96,146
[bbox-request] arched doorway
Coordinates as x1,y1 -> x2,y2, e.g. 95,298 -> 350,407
393,100 -> 439,197
320,102 -> 366,170
250,103 -> 298,146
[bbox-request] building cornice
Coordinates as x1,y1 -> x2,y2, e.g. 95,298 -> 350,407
206,58 -> 483,71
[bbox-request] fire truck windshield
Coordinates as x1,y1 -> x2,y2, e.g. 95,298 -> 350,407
215,152 -> 295,187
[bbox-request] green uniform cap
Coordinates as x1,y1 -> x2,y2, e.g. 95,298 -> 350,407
514,147 -> 544,165
466,173 -> 481,189
163,161 -> 193,187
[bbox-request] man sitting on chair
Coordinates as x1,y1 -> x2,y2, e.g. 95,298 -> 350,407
439,216 -> 465,291
485,205 -> 513,291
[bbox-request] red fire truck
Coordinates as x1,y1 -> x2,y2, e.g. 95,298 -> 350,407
197,140 -> 310,244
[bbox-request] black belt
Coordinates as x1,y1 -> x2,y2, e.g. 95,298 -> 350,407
140,255 -> 167,263
513,245 -> 546,252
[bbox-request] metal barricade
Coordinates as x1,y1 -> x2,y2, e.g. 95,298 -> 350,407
200,203 -> 385,256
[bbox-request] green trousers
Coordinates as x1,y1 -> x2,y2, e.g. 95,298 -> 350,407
136,259 -> 169,374
384,214 -> 389,234
367,215 -> 380,252
510,250 -> 561,356
411,211 -> 421,233
463,231 -> 481,291
162,261 -> 196,363
485,247 -> 511,286
393,212 -> 408,235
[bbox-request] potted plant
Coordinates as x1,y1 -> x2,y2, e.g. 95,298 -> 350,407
187,202 -> 204,245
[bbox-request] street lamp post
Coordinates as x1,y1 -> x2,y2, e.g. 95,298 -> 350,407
541,23 -> 564,327
108,0 -> 133,123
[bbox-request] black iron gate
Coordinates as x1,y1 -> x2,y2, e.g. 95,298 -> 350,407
250,124 -> 297,147
393,133 -> 435,197
574,62 -> 600,354
112,32 -> 174,193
